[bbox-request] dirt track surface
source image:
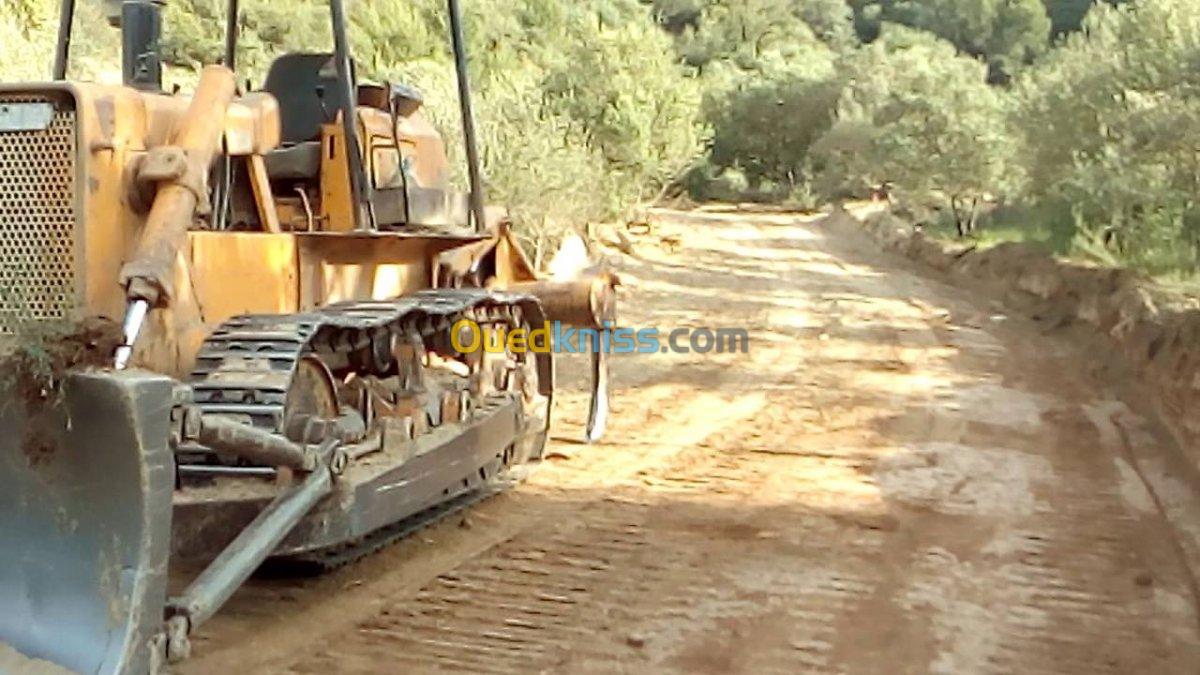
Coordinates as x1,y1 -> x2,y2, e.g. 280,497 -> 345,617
183,209 -> 1200,674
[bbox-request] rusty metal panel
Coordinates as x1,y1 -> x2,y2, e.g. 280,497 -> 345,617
296,232 -> 454,308
0,95 -> 79,334
189,232 -> 300,325
314,260 -> 429,306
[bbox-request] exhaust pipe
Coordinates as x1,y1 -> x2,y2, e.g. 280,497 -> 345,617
54,0 -> 168,89
121,0 -> 165,91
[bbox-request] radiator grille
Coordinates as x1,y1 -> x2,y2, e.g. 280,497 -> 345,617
0,96 -> 78,334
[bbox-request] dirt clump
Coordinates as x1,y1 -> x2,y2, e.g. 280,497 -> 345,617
19,419 -> 58,468
1,317 -> 123,406
0,317 -> 123,467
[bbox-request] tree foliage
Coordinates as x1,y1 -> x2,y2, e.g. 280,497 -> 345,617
667,0 -> 855,73
705,52 -> 840,190
0,6 -> 54,81
1042,0 -> 1123,35
850,0 -> 1051,81
540,15 -> 703,191
1013,0 -> 1200,272
5,0 -> 1200,275
813,27 -> 1012,231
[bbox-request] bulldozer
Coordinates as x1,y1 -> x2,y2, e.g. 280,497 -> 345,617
0,1 -> 616,672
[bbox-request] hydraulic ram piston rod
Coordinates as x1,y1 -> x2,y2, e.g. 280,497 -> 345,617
195,414 -> 316,471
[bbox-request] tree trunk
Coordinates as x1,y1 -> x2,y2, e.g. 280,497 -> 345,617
951,196 -> 966,238
966,197 -> 980,235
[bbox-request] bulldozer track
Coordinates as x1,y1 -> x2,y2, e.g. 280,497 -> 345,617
176,287 -> 553,570
187,288 -> 548,435
281,477 -> 527,572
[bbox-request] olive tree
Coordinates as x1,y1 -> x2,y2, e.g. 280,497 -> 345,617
1014,0 -> 1200,270
813,26 -> 1014,234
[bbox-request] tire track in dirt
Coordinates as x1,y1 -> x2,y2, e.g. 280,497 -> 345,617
282,404 -> 886,674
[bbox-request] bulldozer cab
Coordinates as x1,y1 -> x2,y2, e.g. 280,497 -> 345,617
85,0 -> 487,236
245,50 -> 471,233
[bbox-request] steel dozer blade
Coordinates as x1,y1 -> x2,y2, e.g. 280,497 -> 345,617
0,371 -> 176,675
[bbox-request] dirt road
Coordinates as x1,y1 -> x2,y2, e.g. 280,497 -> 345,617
183,209 -> 1200,673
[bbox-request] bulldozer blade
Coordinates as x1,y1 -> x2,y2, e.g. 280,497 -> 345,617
0,371 -> 176,675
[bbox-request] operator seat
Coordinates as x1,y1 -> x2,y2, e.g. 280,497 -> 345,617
263,53 -> 353,144
260,53 -> 352,180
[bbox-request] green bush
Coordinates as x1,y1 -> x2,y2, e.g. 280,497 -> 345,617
540,13 -> 704,194
812,26 -> 1013,233
1013,0 -> 1200,273
706,71 -> 841,192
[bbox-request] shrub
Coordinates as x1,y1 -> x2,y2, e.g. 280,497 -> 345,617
813,26 -> 1014,234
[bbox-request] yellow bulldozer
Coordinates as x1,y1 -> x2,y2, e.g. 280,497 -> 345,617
0,1 -> 615,672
